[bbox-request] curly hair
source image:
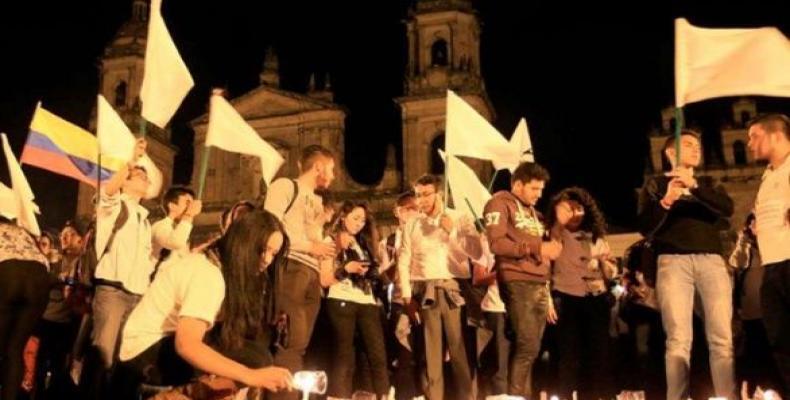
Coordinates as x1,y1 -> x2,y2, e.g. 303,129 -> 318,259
545,187 -> 608,242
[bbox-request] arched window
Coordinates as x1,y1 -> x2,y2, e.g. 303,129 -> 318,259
430,132 -> 446,174
114,81 -> 128,108
431,39 -> 448,67
733,140 -> 747,165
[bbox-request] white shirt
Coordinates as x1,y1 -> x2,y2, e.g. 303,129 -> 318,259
94,190 -> 154,295
120,253 -> 225,361
379,229 -> 404,304
264,178 -> 324,270
755,155 -> 790,265
397,209 -> 480,299
151,216 -> 193,261
476,237 -> 505,313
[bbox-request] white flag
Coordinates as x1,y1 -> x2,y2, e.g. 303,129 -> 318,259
676,18 -> 790,107
0,182 -> 17,220
438,149 -> 491,220
445,90 -> 518,165
206,94 -> 284,185
1,133 -> 40,236
97,95 -> 163,199
493,118 -> 535,171
140,0 -> 194,128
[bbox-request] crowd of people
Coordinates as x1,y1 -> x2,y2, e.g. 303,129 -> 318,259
0,113 -> 788,400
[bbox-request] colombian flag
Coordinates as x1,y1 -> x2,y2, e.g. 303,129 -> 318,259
20,103 -> 125,187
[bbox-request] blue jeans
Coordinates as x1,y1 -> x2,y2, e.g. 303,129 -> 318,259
91,285 -> 141,369
656,254 -> 735,400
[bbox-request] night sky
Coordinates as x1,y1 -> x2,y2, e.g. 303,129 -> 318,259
1,0 -> 789,231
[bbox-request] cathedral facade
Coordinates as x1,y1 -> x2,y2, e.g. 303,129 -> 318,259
75,0 -> 495,237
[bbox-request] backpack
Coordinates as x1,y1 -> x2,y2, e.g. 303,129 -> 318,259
76,202 -> 129,287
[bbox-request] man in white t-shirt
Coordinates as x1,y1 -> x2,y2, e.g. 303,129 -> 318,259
747,113 -> 790,393
263,145 -> 337,400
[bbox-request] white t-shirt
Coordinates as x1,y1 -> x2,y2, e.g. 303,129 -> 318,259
151,217 -> 193,261
327,241 -> 377,305
755,156 -> 790,265
120,253 -> 225,361
476,236 -> 505,313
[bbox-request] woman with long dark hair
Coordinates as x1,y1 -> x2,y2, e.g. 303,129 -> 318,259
0,218 -> 50,400
320,201 -> 390,399
545,187 -> 617,399
115,210 -> 292,398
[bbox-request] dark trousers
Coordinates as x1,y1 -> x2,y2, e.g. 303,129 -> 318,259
738,319 -> 782,394
326,299 -> 389,397
33,319 -> 79,399
500,280 -> 549,398
761,259 -> 790,396
113,336 -> 194,400
271,259 -> 322,400
388,303 -> 423,400
0,260 -> 49,400
554,291 -> 613,400
481,312 -> 510,396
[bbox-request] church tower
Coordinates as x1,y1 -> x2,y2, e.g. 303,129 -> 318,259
396,0 -> 495,187
76,0 -> 177,215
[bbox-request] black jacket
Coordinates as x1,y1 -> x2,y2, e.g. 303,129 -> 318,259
637,175 -> 734,255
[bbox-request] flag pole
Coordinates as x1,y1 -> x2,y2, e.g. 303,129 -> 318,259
443,152 -> 450,212
196,145 -> 211,200
487,170 -> 499,193
139,115 -> 148,139
674,107 -> 684,166
463,197 -> 485,232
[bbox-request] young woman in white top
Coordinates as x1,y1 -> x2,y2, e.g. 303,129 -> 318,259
115,210 -> 293,399
320,201 -> 390,399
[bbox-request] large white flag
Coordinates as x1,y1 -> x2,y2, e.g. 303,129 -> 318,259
1,133 -> 40,236
493,118 -> 535,171
97,95 -> 163,199
445,90 -> 518,165
0,182 -> 16,220
140,0 -> 194,128
438,149 -> 491,220
676,18 -> 790,107
206,94 -> 284,185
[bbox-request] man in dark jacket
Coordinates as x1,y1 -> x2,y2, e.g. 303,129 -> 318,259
637,130 -> 735,400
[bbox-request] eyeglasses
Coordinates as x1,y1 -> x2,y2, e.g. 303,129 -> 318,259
414,190 -> 436,199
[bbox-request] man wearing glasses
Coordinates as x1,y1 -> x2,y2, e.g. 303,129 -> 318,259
397,174 -> 480,400
87,138 -> 157,397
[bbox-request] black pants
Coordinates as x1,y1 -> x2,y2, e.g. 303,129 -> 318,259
388,303 -> 423,400
500,280 -> 549,398
272,260 -> 322,400
326,299 -> 389,397
33,319 -> 79,399
481,312 -> 510,396
738,319 -> 782,394
761,259 -> 790,396
554,291 -> 613,400
0,260 -> 49,400
113,336 -> 194,400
